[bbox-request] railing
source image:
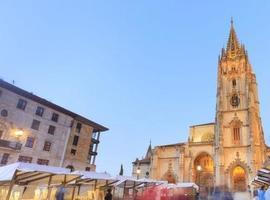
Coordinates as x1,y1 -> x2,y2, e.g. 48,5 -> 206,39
89,151 -> 98,156
91,138 -> 100,144
0,139 -> 22,150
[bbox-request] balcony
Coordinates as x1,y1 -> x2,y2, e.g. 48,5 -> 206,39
89,151 -> 98,156
0,139 -> 22,150
91,138 -> 100,144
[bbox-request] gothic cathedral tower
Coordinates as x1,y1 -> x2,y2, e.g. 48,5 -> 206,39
215,21 -> 266,191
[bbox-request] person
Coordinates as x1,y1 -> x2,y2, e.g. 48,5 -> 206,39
264,186 -> 270,200
247,185 -> 252,199
222,185 -> 233,200
212,186 -> 222,199
199,187 -> 208,200
105,188 -> 112,200
254,189 -> 259,200
258,185 -> 266,200
55,183 -> 66,200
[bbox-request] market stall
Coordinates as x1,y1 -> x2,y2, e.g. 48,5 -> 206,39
252,168 -> 270,187
0,162 -> 80,200
70,171 -> 118,200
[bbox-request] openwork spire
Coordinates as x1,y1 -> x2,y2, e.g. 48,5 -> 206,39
221,19 -> 247,60
226,19 -> 240,55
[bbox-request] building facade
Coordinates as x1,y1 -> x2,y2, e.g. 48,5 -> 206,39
133,22 -> 270,191
0,79 -> 108,171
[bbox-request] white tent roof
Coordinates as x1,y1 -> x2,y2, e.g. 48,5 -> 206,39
71,171 -> 118,187
72,171 -> 114,180
253,176 -> 270,185
114,176 -> 142,188
164,182 -> 199,190
0,162 -> 79,185
176,182 -> 199,190
114,176 -> 167,188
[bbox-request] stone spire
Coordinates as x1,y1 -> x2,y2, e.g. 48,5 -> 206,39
226,19 -> 241,55
220,19 -> 247,60
145,140 -> 152,159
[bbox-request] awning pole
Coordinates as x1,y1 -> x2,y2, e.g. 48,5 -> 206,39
71,186 -> 76,200
77,184 -> 81,196
133,181 -> 136,199
21,185 -> 28,198
94,180 -> 97,190
6,170 -> 17,200
46,175 -> 53,200
122,181 -> 126,199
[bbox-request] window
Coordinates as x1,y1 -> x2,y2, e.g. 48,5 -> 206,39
17,99 -> 27,110
51,113 -> 59,122
233,127 -> 240,143
73,135 -> 79,146
18,156 -> 32,163
232,79 -> 236,87
48,125 -> 56,135
36,106 -> 45,117
31,119 -> 40,130
89,143 -> 94,153
70,149 -> 76,155
43,141 -> 52,151
0,109 -> 8,117
0,130 -> 3,139
1,153 -> 9,165
25,137 -> 35,148
85,167 -> 91,171
76,123 -> 82,133
37,159 -> 49,165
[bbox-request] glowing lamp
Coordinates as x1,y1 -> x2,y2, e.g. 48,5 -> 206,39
15,129 -> 24,137
196,165 -> 202,171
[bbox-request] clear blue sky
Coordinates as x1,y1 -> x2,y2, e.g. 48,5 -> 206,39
1,1 -> 270,175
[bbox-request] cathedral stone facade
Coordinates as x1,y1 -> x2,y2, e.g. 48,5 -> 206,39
133,22 -> 270,192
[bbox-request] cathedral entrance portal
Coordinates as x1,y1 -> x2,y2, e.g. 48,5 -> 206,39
232,166 -> 246,192
194,153 -> 214,192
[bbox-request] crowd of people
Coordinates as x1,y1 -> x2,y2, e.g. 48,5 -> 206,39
254,185 -> 270,200
197,185 -> 270,200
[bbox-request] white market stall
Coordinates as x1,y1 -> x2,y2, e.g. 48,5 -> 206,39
0,163 -> 169,200
0,162 -> 80,200
70,171 -> 118,200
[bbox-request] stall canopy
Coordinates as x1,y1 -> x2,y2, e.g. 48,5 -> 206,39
114,176 -> 142,188
0,162 -> 80,186
176,183 -> 199,190
165,182 -> 198,190
0,162 -> 81,200
71,171 -> 118,187
251,168 -> 270,186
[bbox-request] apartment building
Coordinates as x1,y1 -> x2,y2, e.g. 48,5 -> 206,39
0,79 -> 108,171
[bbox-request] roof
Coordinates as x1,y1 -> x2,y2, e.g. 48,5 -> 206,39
156,142 -> 186,148
133,157 -> 151,165
189,122 -> 215,128
0,79 -> 108,132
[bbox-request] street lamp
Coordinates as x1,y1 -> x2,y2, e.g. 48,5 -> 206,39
196,165 -> 202,193
136,167 -> 141,179
15,129 -> 24,138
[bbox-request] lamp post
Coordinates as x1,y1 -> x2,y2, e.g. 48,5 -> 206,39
196,165 -> 202,193
136,167 -> 141,180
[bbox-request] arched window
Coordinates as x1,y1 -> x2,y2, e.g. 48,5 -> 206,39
232,79 -> 236,87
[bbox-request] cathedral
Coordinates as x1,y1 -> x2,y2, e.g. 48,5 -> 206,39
132,21 -> 270,192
